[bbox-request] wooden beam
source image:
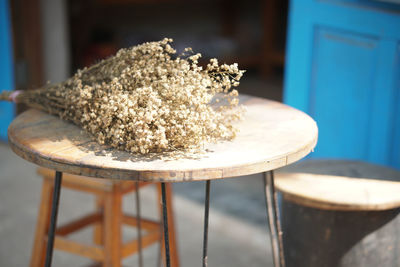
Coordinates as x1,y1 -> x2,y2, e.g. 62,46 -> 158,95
122,230 -> 160,258
56,212 -> 102,236
53,237 -> 104,261
122,215 -> 160,231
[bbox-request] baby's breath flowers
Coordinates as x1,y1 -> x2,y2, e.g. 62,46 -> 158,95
0,38 -> 245,154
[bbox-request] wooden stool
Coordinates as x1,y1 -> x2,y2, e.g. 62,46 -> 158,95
30,168 -> 179,267
275,160 -> 400,267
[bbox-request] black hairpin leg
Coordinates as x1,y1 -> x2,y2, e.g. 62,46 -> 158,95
161,182 -> 171,267
202,180 -> 211,267
45,171 -> 63,267
135,181 -> 143,267
264,171 -> 285,267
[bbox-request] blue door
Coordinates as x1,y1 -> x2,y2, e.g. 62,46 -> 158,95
284,0 -> 400,169
0,0 -> 14,140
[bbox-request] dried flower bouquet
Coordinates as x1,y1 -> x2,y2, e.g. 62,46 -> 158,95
0,38 -> 244,154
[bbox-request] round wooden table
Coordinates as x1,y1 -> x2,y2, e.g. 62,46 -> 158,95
8,95 -> 318,267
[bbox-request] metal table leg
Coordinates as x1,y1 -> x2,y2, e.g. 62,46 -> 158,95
264,171 -> 285,267
135,181 -> 143,267
161,182 -> 171,267
45,171 -> 63,267
202,180 -> 211,267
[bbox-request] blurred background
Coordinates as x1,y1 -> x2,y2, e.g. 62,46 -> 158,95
1,0 -> 287,132
1,0 -> 400,266
2,0 -> 400,168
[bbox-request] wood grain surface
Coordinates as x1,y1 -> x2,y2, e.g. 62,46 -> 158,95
8,95 -> 318,182
276,172 -> 400,211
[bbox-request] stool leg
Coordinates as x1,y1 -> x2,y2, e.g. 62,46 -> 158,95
94,195 -> 105,245
165,184 -> 179,267
264,171 -> 285,267
157,183 -> 179,267
30,179 -> 53,267
45,171 -> 63,267
135,181 -> 143,267
202,180 -> 211,267
103,188 -> 122,267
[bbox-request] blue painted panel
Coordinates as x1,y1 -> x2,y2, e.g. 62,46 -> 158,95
284,0 -> 400,112
284,0 -> 400,169
390,44 -> 400,168
310,28 -> 378,159
0,0 -> 14,140
311,1 -> 400,39
284,2 -> 315,112
368,40 -> 399,165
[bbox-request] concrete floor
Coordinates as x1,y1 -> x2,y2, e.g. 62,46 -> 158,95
0,142 -> 274,267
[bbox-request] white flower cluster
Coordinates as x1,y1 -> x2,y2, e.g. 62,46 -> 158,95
24,38 -> 245,154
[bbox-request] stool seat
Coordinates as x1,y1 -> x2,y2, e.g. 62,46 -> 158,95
37,168 -> 149,193
276,160 -> 400,211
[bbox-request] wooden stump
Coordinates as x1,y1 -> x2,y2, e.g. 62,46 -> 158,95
281,200 -> 400,267
276,160 -> 400,267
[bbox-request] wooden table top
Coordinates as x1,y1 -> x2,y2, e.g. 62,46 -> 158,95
8,95 -> 318,182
